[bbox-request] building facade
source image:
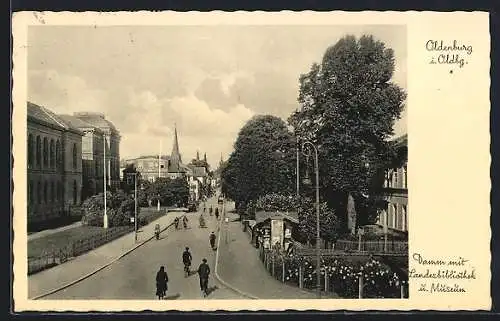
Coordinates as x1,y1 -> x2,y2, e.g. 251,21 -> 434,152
72,112 -> 121,190
58,115 -> 106,200
376,134 -> 408,233
27,102 -> 84,227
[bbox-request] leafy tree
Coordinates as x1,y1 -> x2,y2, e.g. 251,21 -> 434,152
121,163 -> 141,194
145,177 -> 189,207
289,34 -> 406,232
221,115 -> 296,210
81,190 -> 140,227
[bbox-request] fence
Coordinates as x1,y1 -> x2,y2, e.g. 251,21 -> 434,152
258,249 -> 408,299
28,225 -> 134,275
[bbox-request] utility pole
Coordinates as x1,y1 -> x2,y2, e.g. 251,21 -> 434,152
134,173 -> 138,243
158,140 -> 161,212
103,136 -> 108,229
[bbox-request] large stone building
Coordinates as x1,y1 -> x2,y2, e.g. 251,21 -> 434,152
27,102 -> 84,228
376,134 -> 408,233
58,114 -> 106,199
71,112 -> 121,190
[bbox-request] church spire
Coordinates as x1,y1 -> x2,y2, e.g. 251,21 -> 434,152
220,152 -> 223,166
171,124 -> 182,165
203,152 -> 207,162
196,150 -> 200,161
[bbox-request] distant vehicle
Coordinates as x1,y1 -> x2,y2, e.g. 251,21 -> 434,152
187,202 -> 197,212
217,196 -> 224,205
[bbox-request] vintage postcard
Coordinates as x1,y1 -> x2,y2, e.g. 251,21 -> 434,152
11,11 -> 491,311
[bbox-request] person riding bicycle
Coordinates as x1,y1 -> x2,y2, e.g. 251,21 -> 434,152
209,231 -> 216,250
174,217 -> 180,229
182,247 -> 192,275
209,205 -> 213,216
199,214 -> 206,228
182,215 -> 189,229
214,207 -> 219,220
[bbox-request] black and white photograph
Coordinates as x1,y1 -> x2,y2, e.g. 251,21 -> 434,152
24,23 -> 408,301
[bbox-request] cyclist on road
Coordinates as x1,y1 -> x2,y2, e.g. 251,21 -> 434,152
182,215 -> 189,229
209,232 -> 216,250
182,247 -> 192,277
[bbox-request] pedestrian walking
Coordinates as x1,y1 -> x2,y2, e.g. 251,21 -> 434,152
215,207 -> 219,220
155,266 -> 169,300
197,258 -> 211,297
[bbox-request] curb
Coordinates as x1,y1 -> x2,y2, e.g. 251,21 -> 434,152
31,219 -> 176,300
213,202 -> 259,300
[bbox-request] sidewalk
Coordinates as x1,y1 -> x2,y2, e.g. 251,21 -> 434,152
217,210 -> 317,299
28,212 -> 179,299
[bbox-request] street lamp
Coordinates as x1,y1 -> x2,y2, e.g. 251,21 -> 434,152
301,140 -> 321,298
127,173 -> 139,243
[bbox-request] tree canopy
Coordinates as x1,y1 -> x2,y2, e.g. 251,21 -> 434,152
221,115 -> 296,209
81,190 -> 139,227
288,34 -> 406,231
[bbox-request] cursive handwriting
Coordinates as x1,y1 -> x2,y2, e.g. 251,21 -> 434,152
409,253 -> 475,294
426,40 -> 473,69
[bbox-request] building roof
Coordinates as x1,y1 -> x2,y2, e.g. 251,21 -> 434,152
58,114 -> 104,134
255,211 -> 299,224
27,102 -> 83,135
192,166 -> 207,177
73,112 -> 120,135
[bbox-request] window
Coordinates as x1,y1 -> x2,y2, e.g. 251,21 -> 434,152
72,143 -> 78,170
403,165 -> 407,189
37,181 -> 41,204
36,136 -> 42,167
28,180 -> 33,205
50,139 -> 55,168
28,134 -> 34,168
401,205 -> 407,231
55,140 -> 61,170
43,181 -> 48,203
392,168 -> 398,188
43,137 -> 48,167
73,180 -> 78,204
51,181 -> 55,202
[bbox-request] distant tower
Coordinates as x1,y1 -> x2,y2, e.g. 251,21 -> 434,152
196,150 -> 200,161
203,152 -> 207,163
220,153 -> 223,167
169,124 -> 182,172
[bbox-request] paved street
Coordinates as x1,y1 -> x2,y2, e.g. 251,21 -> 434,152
41,198 -> 246,300
217,202 -> 318,299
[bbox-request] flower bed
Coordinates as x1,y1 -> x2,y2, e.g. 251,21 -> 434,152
263,251 -> 408,298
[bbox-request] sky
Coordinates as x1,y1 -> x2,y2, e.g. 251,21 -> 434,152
28,25 -> 407,169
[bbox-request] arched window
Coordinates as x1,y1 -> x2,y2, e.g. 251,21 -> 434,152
37,181 -> 41,204
73,180 -> 78,204
50,139 -> 55,169
72,143 -> 78,170
36,136 -> 42,167
55,140 -> 61,170
28,180 -> 33,205
28,134 -> 34,168
43,181 -> 48,203
50,181 -> 55,202
43,137 -> 48,167
58,181 -> 63,202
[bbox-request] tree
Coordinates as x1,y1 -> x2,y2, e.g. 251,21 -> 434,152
81,190 -> 140,227
146,177 -> 190,207
289,35 -> 406,232
121,163 -> 141,194
221,115 -> 296,210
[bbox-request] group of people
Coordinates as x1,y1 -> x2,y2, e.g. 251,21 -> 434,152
156,246 -> 212,299
203,204 -> 220,220
174,215 -> 189,230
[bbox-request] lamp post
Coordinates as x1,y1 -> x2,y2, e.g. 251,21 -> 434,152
301,140 -> 321,298
127,173 -> 139,243
103,136 -> 108,229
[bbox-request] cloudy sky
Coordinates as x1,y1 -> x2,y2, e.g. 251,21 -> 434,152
28,25 -> 407,169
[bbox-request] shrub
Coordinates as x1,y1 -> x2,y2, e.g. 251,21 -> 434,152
81,191 -> 140,227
